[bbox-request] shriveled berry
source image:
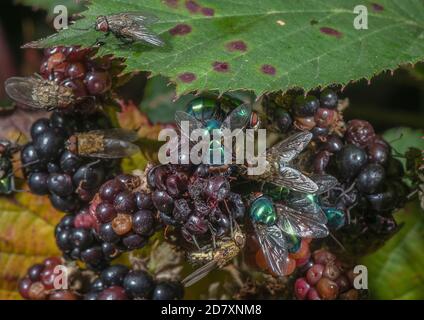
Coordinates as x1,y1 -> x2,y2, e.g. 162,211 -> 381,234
184,215 -> 208,235
345,119 -> 375,148
111,213 -> 133,236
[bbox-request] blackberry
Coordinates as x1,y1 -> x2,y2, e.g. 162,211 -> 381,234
18,257 -> 82,300
90,174 -> 159,253
148,164 -> 245,247
55,211 -> 117,269
22,111 -> 118,212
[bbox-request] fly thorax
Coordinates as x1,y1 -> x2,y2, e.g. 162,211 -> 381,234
77,133 -> 104,155
249,196 -> 277,225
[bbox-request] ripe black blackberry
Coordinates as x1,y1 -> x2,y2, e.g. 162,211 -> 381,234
147,164 -> 245,247
84,264 -> 184,300
87,173 -> 160,253
294,249 -> 365,300
23,111 -> 119,213
55,208 -> 120,269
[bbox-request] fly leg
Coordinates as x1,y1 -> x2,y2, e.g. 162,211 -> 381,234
208,222 -> 217,249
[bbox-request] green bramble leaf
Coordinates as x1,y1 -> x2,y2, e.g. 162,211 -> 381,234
361,201 -> 424,299
25,0 -> 424,96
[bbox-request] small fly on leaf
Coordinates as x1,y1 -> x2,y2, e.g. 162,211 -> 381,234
66,128 -> 140,159
75,12 -> 165,46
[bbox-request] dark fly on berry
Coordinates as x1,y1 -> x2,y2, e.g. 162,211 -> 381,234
5,75 -> 77,111
91,12 -> 164,46
0,139 -> 21,194
66,129 -> 140,159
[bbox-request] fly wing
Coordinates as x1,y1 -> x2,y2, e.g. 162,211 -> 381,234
89,139 -> 140,159
268,131 -> 312,164
182,260 -> 218,287
221,104 -> 252,133
175,111 -> 208,143
254,223 -> 289,277
4,77 -> 43,109
273,166 -> 318,193
113,12 -> 159,25
87,129 -> 139,142
275,203 -> 329,238
287,192 -> 328,224
311,174 -> 338,194
119,26 -> 165,46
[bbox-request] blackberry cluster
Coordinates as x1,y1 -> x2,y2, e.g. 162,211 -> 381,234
55,207 -> 119,270
89,174 -> 160,252
266,89 -> 342,137
22,111 -> 119,213
18,257 -> 81,300
84,264 -> 184,300
40,46 -> 123,107
315,119 -> 408,254
267,90 -> 408,255
147,164 -> 245,246
294,249 -> 364,300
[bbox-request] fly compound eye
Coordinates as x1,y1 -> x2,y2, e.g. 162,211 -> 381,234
95,16 -> 109,32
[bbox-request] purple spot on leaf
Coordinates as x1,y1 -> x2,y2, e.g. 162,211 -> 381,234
169,24 -> 192,36
213,61 -> 230,72
261,64 -> 276,76
178,72 -> 196,83
185,0 -> 200,13
226,40 -> 247,52
371,3 -> 384,11
320,27 -> 342,38
201,7 -> 215,16
164,0 -> 179,8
